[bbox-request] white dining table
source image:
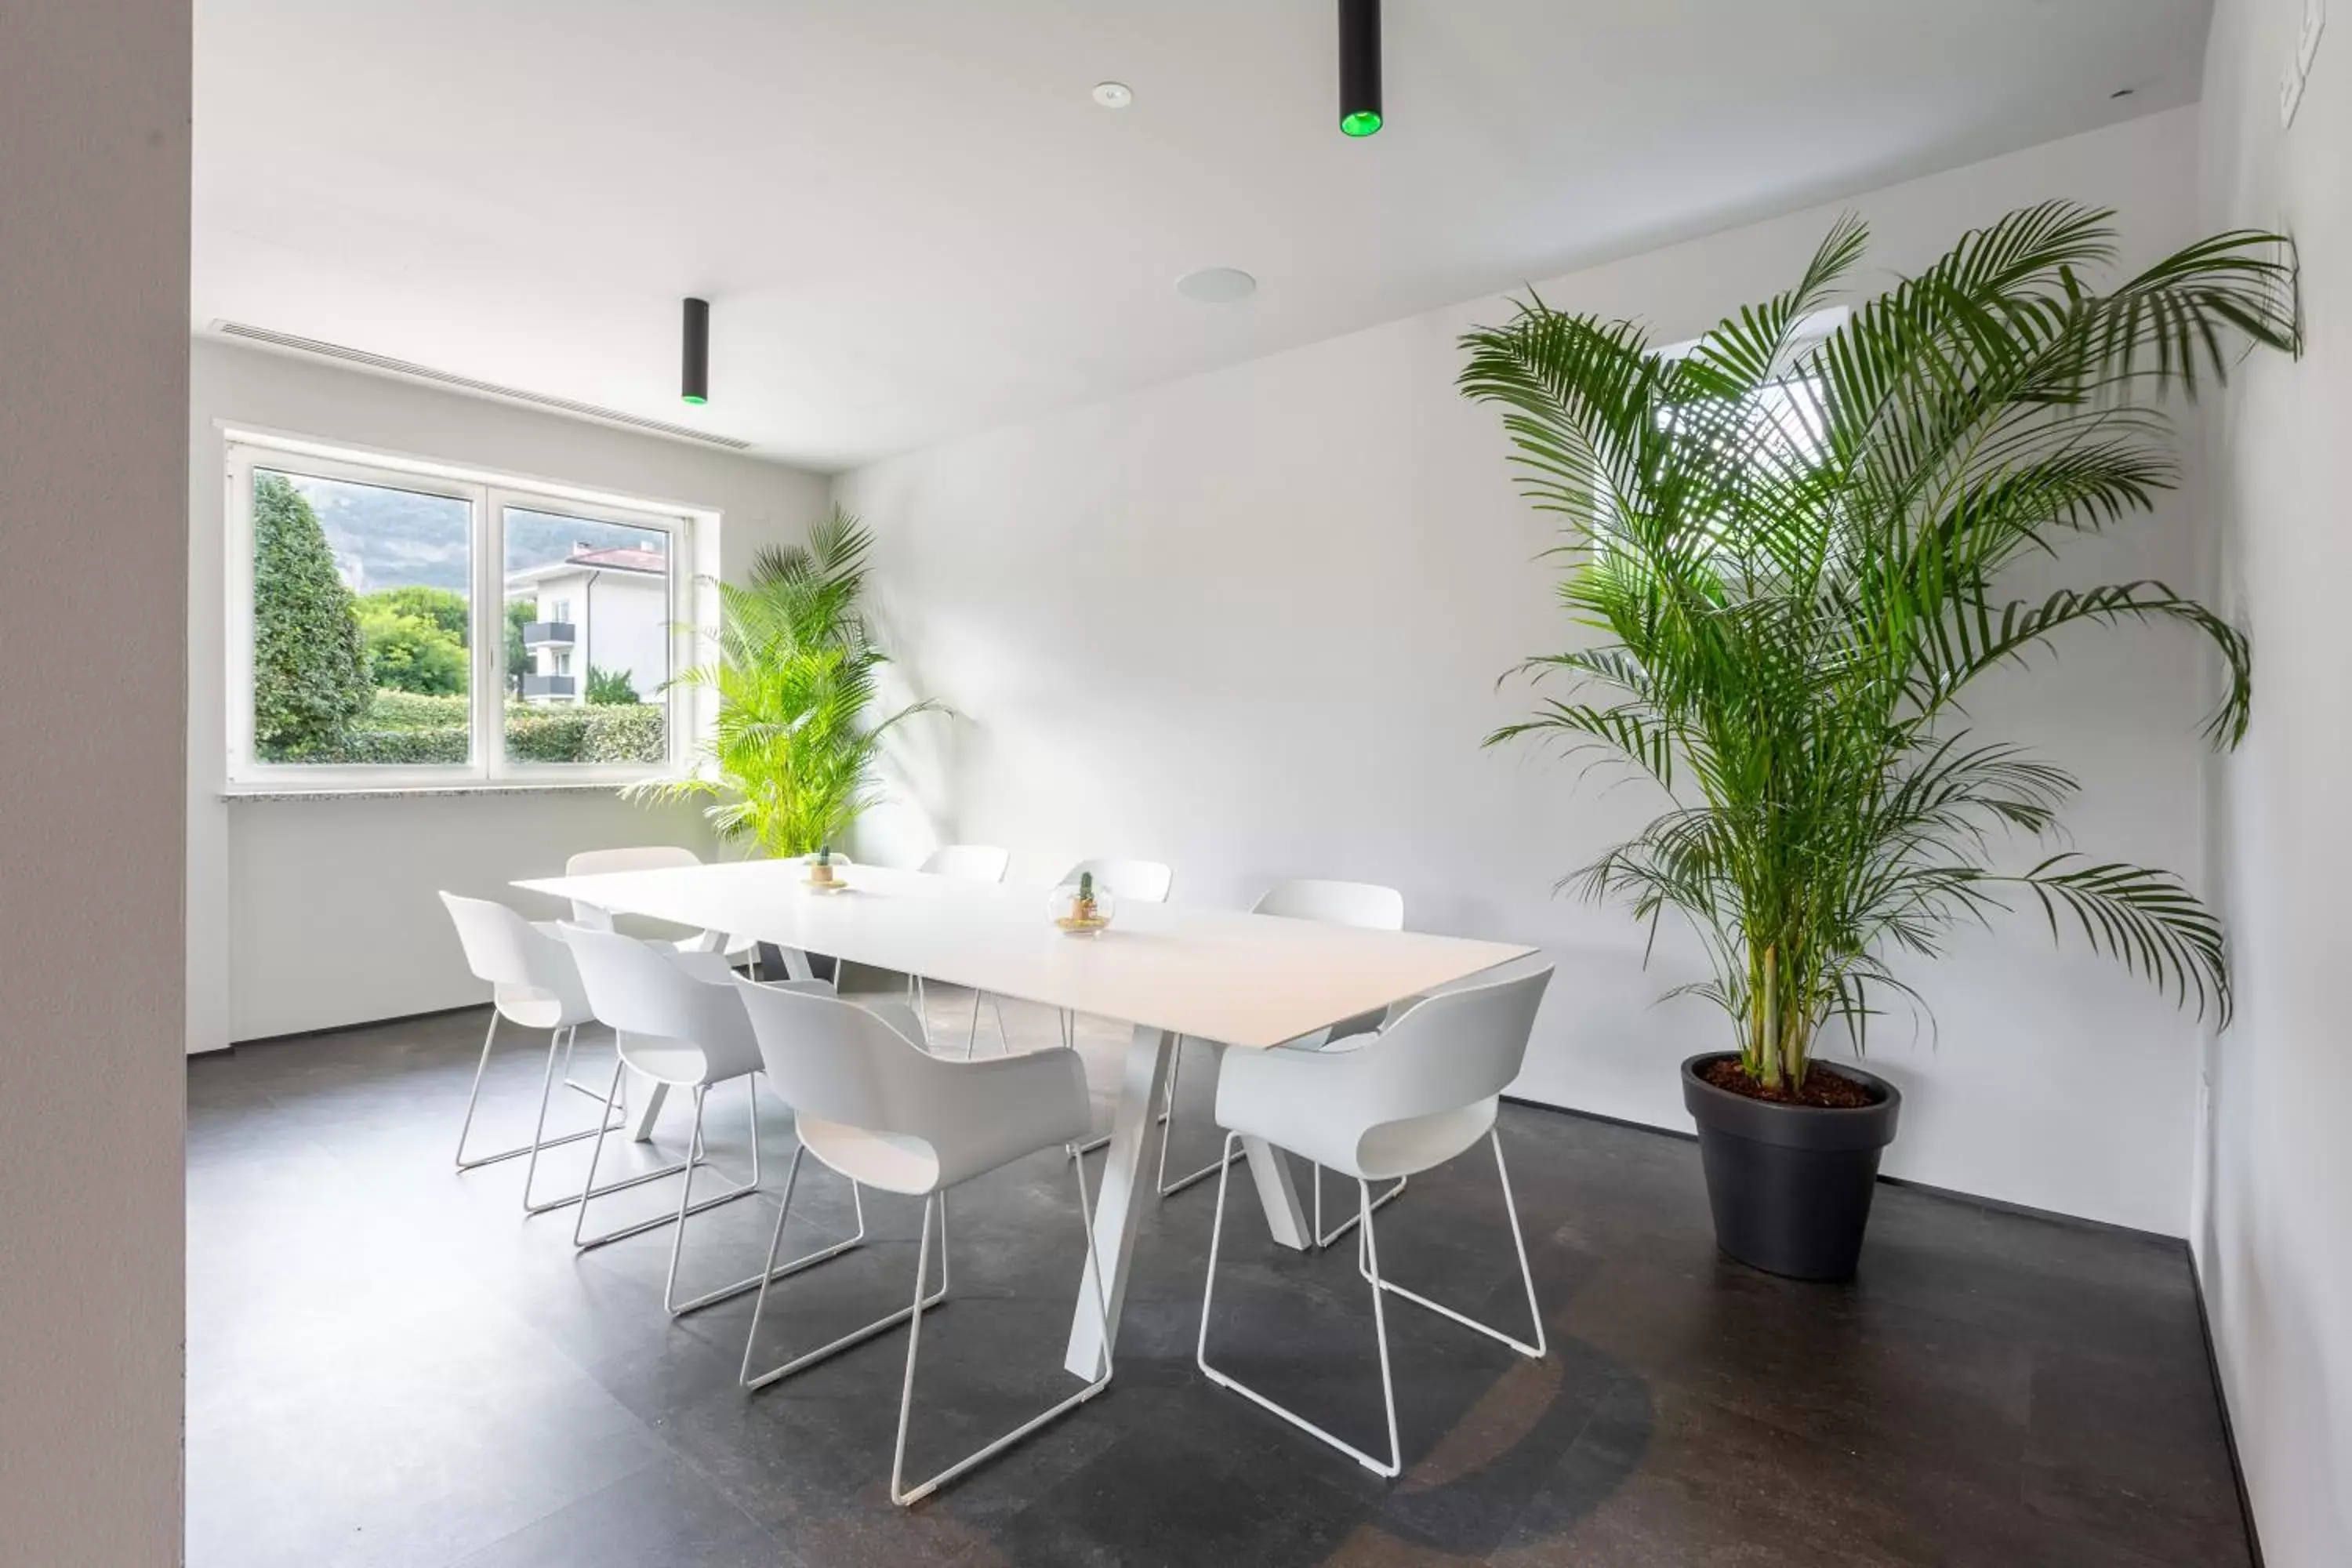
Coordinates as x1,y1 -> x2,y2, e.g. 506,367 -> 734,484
514,858 -> 1535,1380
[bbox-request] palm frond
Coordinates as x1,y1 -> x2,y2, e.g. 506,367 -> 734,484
2005,855 -> 2230,1021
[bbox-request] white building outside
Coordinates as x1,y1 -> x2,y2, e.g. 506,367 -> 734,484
504,543 -> 670,704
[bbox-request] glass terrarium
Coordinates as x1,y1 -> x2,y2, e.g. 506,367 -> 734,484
803,846 -> 848,891
1048,870 -> 1116,935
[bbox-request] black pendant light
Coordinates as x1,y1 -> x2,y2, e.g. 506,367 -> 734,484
1338,0 -> 1382,136
681,296 -> 710,405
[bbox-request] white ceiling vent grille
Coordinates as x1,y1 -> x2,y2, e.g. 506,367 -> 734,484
208,321 -> 755,452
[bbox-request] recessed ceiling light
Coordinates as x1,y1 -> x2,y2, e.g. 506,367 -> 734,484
1092,82 -> 1133,109
1176,267 -> 1257,304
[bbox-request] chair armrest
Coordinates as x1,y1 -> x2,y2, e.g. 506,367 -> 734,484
904,1047 -> 1093,1188
668,949 -> 747,988
852,996 -> 928,1050
1214,1044 -> 1377,1174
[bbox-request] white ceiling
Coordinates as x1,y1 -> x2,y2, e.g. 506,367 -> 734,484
194,0 -> 2211,471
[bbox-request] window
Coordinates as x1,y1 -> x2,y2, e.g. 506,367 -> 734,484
225,437 -> 695,789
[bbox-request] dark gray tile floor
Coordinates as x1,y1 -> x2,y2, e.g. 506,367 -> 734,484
187,991 -> 2252,1567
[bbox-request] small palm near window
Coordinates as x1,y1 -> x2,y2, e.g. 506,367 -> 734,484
631,508 -> 940,857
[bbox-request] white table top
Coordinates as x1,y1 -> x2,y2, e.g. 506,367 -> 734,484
514,859 -> 1536,1049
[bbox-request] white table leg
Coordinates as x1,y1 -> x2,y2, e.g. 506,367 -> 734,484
626,1069 -> 667,1143
1240,1134 -> 1311,1251
1065,1024 -> 1174,1379
1063,1028 -> 1315,1379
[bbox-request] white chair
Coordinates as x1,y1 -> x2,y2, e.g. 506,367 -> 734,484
967,856 -> 1172,1065
564,845 -> 757,968
731,976 -> 1111,1507
1156,880 -> 1406,1247
558,925 -> 864,1312
907,844 -> 1011,1047
439,891 -> 619,1214
1062,856 -> 1173,905
1196,963 -> 1554,1478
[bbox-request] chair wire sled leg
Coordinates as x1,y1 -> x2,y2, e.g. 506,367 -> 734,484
1350,1128 -> 1546,1358
1196,1127 -> 1546,1476
739,1145 -> 1116,1507
1198,1131 -> 1400,1477
568,1062 -> 763,1249
453,1016 -> 626,1200
662,1088 -> 867,1316
1154,1038 -> 1240,1197
1310,1162 -> 1406,1250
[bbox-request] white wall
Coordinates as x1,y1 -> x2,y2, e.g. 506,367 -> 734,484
839,107 -> 2225,1235
190,340 -> 831,1046
0,1 -> 189,1559
2194,2 -> 2352,1563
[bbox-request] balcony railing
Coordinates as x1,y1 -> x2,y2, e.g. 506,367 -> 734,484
521,673 -> 576,699
522,620 -> 576,647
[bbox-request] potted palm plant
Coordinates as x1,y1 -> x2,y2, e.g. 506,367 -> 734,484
633,508 -> 936,860
1461,202 -> 2296,1279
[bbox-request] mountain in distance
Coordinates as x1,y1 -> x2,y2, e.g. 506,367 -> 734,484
268,469 -> 670,595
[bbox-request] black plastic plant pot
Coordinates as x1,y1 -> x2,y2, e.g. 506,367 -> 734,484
1680,1053 -> 1902,1282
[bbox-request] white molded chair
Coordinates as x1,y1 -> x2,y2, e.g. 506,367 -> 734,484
1062,856 -> 1174,907
1156,880 -> 1406,1244
731,976 -> 1111,1508
439,891 -> 619,1214
967,856 -> 1173,1065
558,925 -> 865,1312
1196,963 -> 1554,1478
564,846 -> 757,968
908,844 -> 1011,1047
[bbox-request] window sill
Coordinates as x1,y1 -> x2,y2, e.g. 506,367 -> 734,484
220,782 -> 639,803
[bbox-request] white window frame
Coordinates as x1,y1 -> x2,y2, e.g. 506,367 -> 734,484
223,434 -> 702,793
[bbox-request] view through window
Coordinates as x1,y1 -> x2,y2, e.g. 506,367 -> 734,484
232,442 -> 685,784
503,507 -> 671,767
250,467 -> 474,766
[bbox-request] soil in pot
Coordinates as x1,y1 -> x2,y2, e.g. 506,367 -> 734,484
1697,1058 -> 1880,1109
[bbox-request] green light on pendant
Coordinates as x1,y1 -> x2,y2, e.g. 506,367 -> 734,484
1340,109 -> 1382,137
681,394 -> 707,406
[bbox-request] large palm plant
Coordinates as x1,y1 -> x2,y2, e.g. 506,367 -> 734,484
633,509 -> 935,856
1461,202 -> 2297,1092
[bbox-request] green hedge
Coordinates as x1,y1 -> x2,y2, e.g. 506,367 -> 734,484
503,706 -> 593,762
581,704 -> 665,763
325,727 -> 471,764
282,701 -> 663,766
367,689 -> 469,731
506,703 -> 668,764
